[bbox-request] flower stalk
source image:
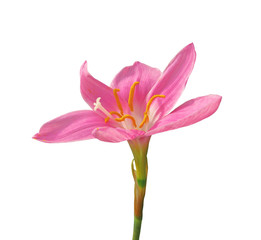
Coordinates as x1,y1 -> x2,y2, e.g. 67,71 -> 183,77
128,137 -> 150,240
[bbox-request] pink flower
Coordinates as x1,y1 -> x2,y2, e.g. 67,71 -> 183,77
33,43 -> 221,143
33,43 -> 222,239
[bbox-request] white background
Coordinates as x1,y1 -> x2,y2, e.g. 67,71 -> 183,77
0,1 -> 260,239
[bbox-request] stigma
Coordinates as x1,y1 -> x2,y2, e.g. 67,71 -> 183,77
93,97 -> 112,118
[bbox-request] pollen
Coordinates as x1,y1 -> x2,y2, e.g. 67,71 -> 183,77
115,114 -> 137,128
139,94 -> 165,128
105,117 -> 110,123
128,82 -> 140,111
145,95 -> 165,113
113,89 -> 124,115
109,111 -> 122,117
139,114 -> 149,128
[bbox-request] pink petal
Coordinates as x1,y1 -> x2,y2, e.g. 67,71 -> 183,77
92,127 -> 145,143
146,43 -> 196,120
33,110 -> 108,143
80,61 -> 127,116
145,95 -> 222,136
110,62 -> 161,114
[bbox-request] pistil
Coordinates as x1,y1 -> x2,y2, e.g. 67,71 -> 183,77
94,97 -> 112,118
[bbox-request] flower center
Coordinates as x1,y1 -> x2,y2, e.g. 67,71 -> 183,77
93,82 -> 165,130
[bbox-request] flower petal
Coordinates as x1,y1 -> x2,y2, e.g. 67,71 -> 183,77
92,127 -> 145,143
146,43 -> 196,120
80,61 -> 127,116
110,62 -> 161,113
33,110 -> 108,143
145,95 -> 222,136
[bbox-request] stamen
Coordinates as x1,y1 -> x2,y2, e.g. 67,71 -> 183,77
104,111 -> 123,124
105,117 -> 110,123
145,95 -> 165,113
139,114 -> 148,128
139,95 -> 165,128
113,89 -> 124,115
109,111 -> 122,117
115,114 -> 137,128
128,82 -> 139,111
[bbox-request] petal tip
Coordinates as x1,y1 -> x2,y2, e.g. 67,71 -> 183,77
188,42 -> 195,48
187,42 -> 196,55
32,133 -> 39,139
80,61 -> 88,74
211,94 -> 222,103
216,94 -> 222,105
32,133 -> 47,143
183,43 -> 196,58
205,94 -> 222,113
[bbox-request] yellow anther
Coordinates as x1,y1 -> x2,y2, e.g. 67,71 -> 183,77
128,82 -> 140,111
113,89 -> 124,115
139,95 -> 165,128
115,114 -> 137,128
105,117 -> 110,123
139,113 -> 149,128
145,95 -> 165,113
109,111 -> 122,117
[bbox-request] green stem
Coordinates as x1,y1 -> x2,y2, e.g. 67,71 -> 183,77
132,177 -> 146,240
128,136 -> 150,240
133,216 -> 142,240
